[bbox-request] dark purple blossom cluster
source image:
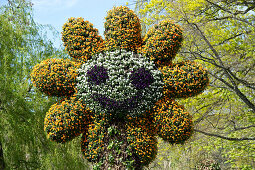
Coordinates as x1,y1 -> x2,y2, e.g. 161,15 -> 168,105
130,68 -> 154,89
91,92 -> 142,115
87,65 -> 109,85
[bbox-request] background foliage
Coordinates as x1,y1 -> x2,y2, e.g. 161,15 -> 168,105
135,0 -> 255,169
0,0 -> 90,169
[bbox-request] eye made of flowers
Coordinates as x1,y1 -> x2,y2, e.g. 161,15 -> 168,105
86,65 -> 109,85
130,67 -> 154,89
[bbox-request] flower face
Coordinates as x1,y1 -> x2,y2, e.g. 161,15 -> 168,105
76,50 -> 164,119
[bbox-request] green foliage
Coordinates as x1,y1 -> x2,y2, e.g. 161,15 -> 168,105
195,159 -> 221,170
82,116 -> 136,169
135,0 -> 255,169
0,0 -> 90,169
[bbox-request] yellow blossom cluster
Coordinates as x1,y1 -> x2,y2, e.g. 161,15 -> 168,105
126,113 -> 158,166
160,61 -> 209,98
44,96 -> 91,143
62,17 -> 104,63
30,58 -> 79,97
152,96 -> 193,144
104,6 -> 142,52
141,20 -> 183,67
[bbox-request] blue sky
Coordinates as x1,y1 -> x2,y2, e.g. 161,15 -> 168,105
31,0 -> 136,47
1,0 -> 136,47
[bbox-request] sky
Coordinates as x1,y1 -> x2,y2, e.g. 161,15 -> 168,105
1,0 -> 136,47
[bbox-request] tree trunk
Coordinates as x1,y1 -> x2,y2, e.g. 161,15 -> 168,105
0,141 -> 5,170
84,120 -> 143,170
98,122 -> 142,170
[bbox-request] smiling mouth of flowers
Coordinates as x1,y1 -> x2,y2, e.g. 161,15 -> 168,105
91,92 -> 141,112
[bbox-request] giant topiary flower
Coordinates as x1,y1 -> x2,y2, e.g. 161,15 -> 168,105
31,6 -> 209,169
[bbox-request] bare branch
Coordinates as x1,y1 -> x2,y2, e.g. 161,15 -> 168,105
194,105 -> 214,124
214,31 -> 250,46
226,68 -> 255,90
208,71 -> 234,89
182,49 -> 255,90
205,0 -> 255,16
195,129 -> 255,141
205,0 -> 233,14
230,120 -> 255,131
231,16 -> 255,28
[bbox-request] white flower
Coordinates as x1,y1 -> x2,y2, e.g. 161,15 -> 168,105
76,50 -> 163,117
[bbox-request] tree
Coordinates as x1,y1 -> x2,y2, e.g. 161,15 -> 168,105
135,0 -> 255,169
0,0 -> 90,169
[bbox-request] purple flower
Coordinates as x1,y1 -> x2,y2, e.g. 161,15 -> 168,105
87,65 -> 109,85
91,92 -> 142,113
130,67 -> 154,89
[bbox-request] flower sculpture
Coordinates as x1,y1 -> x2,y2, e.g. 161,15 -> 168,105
31,6 -> 209,170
